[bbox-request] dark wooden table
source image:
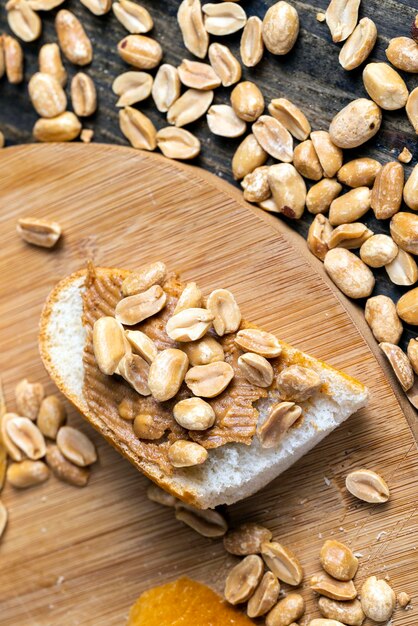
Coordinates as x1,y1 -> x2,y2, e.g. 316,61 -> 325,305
0,0 -> 417,348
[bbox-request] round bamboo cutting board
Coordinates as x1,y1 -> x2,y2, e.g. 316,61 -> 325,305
0,144 -> 417,626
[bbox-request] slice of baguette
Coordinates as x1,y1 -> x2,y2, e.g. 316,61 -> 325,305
39,267 -> 368,509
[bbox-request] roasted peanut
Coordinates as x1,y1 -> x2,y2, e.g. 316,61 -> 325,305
262,1 -> 299,55
232,134 -> 268,180
306,179 -> 342,215
231,81 -> 264,122
268,164 -> 306,219
208,42 -> 241,87
407,87 -> 418,133
125,330 -> 157,364
93,316 -> 126,375
307,214 -> 333,261
182,336 -> 224,366
370,161 -> 404,219
293,140 -> 323,180
168,440 -> 208,467
253,116 -> 293,162
3,34 -> 23,84
325,0 -> 360,43
329,98 -> 382,148
324,248 -> 375,298
207,104 -> 246,138
404,164 -> 418,210
320,540 -> 358,581
310,131 -> 343,178
328,223 -> 373,250
115,285 -> 166,324
15,379 -> 44,420
39,43 -> 67,86
235,328 -> 282,357
118,34 -> 162,69
6,416 -> 46,460
33,112 -> 82,142
112,0 -> 153,33
329,187 -> 371,226
380,341 -> 414,390
277,365 -> 321,401
258,402 -> 302,448
148,349 -> 189,401
175,503 -> 228,536
361,576 -> 395,622
365,295 -> 403,344
173,397 -> 215,430
248,571 -> 280,618
202,2 -> 247,36
268,98 -> 311,141
167,88 -> 214,127
206,288 -> 241,335
166,308 -> 213,341
390,212 -> 418,254
55,10 -> 93,66
346,468 -> 390,502
398,146 -> 413,163
122,262 -> 167,296
1,413 -> 25,461
310,572 -> 357,600
157,126 -> 201,160
407,338 -> 418,374
185,362 -> 234,397
133,413 -> 166,440
266,593 -> 305,626
146,483 -> 177,507
117,353 -> 151,396
397,287 -> 418,325
81,0 -> 111,15
71,72 -> 97,117
337,157 -> 381,188
7,460 -> 49,489
177,0 -> 209,59
261,541 -> 303,586
397,591 -> 411,608
386,37 -> 418,73
119,106 -> 157,150
240,15 -> 264,67
339,17 -> 377,70
360,234 -> 398,268
56,426 -> 96,467
238,353 -> 273,387
152,64 -> 181,113
37,395 -> 66,439
178,59 -> 221,90
318,598 -> 365,626
224,555 -> 264,604
174,282 -> 202,313
17,217 -> 61,248
242,166 -> 271,203
224,523 -> 272,556
363,62 -> 409,110
46,444 -> 90,487
6,0 -> 41,42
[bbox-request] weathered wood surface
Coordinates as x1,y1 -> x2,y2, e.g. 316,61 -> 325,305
0,143 -> 417,625
0,0 -> 417,351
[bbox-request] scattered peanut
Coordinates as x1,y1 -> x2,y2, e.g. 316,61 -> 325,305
329,98 -> 382,148
307,214 -> 333,261
112,0 -> 153,33
327,223 -> 372,250
208,42 -> 242,87
207,104 -> 246,138
268,163 -> 306,219
118,34 -> 162,69
168,439 -> 208,467
231,81 -> 264,122
306,179 -> 342,215
258,401 -> 302,448
339,17 -> 377,70
248,571 -> 280,618
55,9 -> 93,66
360,234 -> 398,268
345,468 -> 390,503
363,62 -> 409,110
202,2 -> 247,37
268,98 -> 311,141
325,0 -> 360,43
157,127 -> 201,160
148,349 -> 189,401
310,131 -> 343,178
38,43 -> 67,86
232,133 -> 268,180
173,397 -> 216,430
293,140 -> 323,181
361,576 -> 395,622
390,211 -> 418,254
266,593 -> 305,626
175,503 -> 228,537
407,338 -> 418,374
119,106 -> 157,150
37,394 -> 67,439
380,342 -> 414,391
397,286 -> 418,325
93,316 -> 126,375
33,112 -> 82,142
174,281 -> 202,313
386,36 -> 418,73
241,166 -> 271,203
46,444 -> 90,487
371,161 -> 404,219
29,71 -> 67,118
7,459 -> 49,489
318,598 -> 365,626
310,572 -> 357,600
223,523 -> 272,556
146,483 -> 177,507
262,1 -> 299,55
185,361 -> 234,397
115,285 -> 166,324
404,164 -> 418,210
167,88 -> 214,127
324,248 -> 375,298
71,72 -> 97,117
261,541 -> 303,586
15,378 -> 44,420
122,262 -> 167,296
240,16 -> 264,67
224,554 -> 264,604
235,328 -> 282,358
152,64 -> 181,113
329,187 -> 371,226
206,288 -> 241,335
337,157 -> 381,188
365,295 -> 403,344
320,539 -> 358,581
406,87 -> 418,133
177,0 -> 209,59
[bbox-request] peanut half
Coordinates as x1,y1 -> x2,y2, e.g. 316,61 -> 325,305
148,349 -> 189,401
363,62 -> 408,110
168,440 -> 208,467
361,576 -> 395,622
231,81 -> 264,122
80,0 -> 111,16
258,402 -> 302,448
337,157 -> 381,188
167,88 -> 214,127
408,338 -> 418,374
360,234 -> 398,268
112,72 -> 153,107
262,1 -> 299,55
122,262 -> 167,296
261,541 -> 303,586
6,0 -> 41,42
240,15 -> 264,67
365,295 -> 403,344
293,140 -> 323,181
146,483 -> 177,507
242,166 -> 271,203
325,0 -> 360,43
17,217 -> 62,248
248,571 -> 280,618
157,127 -> 201,160
310,572 -> 357,600
177,0 -> 209,59
232,133 -> 268,180
386,36 -> 418,73
33,112 -> 82,142
310,131 -> 343,178
119,106 -> 157,150
339,17 -> 377,70
152,64 -> 181,113
71,72 -> 97,117
174,281 -> 203,313
37,394 -> 67,439
202,2 -> 247,36
175,502 -> 228,537
306,179 -> 342,215
39,43 -> 67,86
224,555 -> 264,604
238,352 -> 274,388
115,285 -> 166,324
320,539 -> 358,581
324,248 -> 375,298
207,104 -> 246,138
397,286 -> 418,325
117,353 -> 151,396
93,316 -> 126,375
178,59 -> 221,90
268,163 -> 306,219
307,214 -> 333,261
318,598 -> 365,626
182,336 -> 224,366
208,42 -> 241,87
118,34 -> 162,69
329,98 -> 382,148
112,0 -> 153,33
370,161 -> 404,219
223,523 -> 272,556
345,468 -> 390,503
206,288 -> 241,335
7,460 -> 49,489
390,211 -> 418,254
173,397 -> 215,430
166,307 -> 214,341
327,223 -> 373,250
15,378 -> 44,419
46,444 -> 90,487
55,9 -> 93,66
406,87 -> 418,133
265,593 -> 305,626
56,427 -> 97,467
277,365 -> 321,401
268,98 -> 311,141
2,413 -> 25,461
185,362 -> 234,397
4,34 -> 24,84
253,116 -> 293,162
6,416 -> 46,460
235,328 -> 282,358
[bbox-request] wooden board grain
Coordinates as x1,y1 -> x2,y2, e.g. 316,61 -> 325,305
0,143 -> 417,626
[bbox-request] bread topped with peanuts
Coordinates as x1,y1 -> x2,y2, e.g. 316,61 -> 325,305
39,261 -> 368,509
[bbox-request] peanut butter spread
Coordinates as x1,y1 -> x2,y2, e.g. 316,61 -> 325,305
82,267 -> 268,475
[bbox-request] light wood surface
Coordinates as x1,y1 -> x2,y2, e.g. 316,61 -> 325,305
0,144 -> 417,626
